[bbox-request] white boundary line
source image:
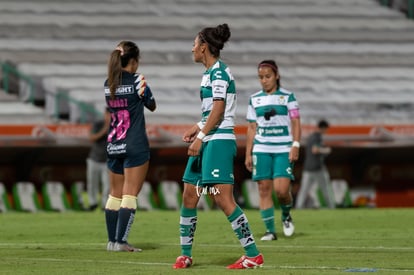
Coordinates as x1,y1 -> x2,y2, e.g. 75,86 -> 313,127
1,242 -> 413,251
1,242 -> 413,272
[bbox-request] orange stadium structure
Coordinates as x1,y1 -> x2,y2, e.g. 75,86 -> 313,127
0,123 -> 413,208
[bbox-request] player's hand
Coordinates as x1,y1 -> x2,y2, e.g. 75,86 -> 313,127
136,74 -> 147,98
245,155 -> 253,172
188,138 -> 202,156
289,147 -> 299,162
182,125 -> 199,143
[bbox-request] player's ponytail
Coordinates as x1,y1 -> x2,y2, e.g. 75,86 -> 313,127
107,41 -> 140,99
199,23 -> 231,58
108,48 -> 122,99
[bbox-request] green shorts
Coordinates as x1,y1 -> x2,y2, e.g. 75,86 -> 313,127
252,152 -> 294,181
182,139 -> 236,186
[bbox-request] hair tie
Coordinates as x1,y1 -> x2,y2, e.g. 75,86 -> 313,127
115,46 -> 124,56
258,63 -> 278,74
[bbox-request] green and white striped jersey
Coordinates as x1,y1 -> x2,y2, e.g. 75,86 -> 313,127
246,87 -> 299,153
198,60 -> 236,141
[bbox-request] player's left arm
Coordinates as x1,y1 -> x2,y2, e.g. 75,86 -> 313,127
188,70 -> 227,156
136,73 -> 156,112
288,94 -> 301,162
200,70 -> 227,135
143,86 -> 156,112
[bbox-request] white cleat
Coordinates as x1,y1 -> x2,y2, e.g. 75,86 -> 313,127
114,242 -> 142,252
260,232 -> 277,241
106,241 -> 116,251
282,216 -> 295,237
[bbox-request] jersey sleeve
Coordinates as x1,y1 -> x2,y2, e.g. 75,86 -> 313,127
246,97 -> 257,122
210,68 -> 229,100
143,85 -> 156,110
287,93 -> 299,110
134,73 -> 156,110
287,92 -> 300,119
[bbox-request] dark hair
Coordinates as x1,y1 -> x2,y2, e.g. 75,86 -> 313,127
198,23 -> 231,58
318,119 -> 330,129
107,41 -> 140,99
258,60 -> 281,88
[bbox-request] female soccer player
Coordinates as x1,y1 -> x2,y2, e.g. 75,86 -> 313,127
172,23 -> 263,269
104,41 -> 156,252
245,59 -> 301,241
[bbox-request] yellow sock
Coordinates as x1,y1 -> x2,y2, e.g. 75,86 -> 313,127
120,195 -> 137,209
105,195 -> 122,210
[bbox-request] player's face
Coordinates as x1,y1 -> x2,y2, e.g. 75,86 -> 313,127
258,66 -> 278,93
192,36 -> 205,63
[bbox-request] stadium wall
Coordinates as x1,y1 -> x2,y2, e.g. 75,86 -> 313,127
0,124 -> 413,209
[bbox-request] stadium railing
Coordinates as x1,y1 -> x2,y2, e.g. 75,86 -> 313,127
55,89 -> 101,123
0,62 -> 34,103
380,0 -> 414,19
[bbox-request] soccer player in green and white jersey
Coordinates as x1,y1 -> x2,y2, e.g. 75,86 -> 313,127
245,60 -> 301,241
172,24 -> 263,270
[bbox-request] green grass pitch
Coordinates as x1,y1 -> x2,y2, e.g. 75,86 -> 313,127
0,208 -> 413,274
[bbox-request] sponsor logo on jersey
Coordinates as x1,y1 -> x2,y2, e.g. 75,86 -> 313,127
107,143 -> 127,154
106,85 -> 134,95
214,70 -> 222,79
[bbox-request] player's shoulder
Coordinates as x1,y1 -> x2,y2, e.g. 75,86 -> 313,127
279,87 -> 294,95
133,72 -> 146,81
250,90 -> 264,98
211,60 -> 230,73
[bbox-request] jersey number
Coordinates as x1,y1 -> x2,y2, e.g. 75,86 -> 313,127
107,110 -> 130,142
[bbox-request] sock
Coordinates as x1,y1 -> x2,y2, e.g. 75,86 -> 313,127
228,206 -> 259,257
280,203 -> 292,221
179,206 -> 197,257
116,195 -> 137,244
105,195 -> 121,242
260,207 -> 275,233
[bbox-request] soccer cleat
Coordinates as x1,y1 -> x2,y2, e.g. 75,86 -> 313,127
282,215 -> 295,237
106,241 -> 115,251
260,232 -> 277,241
114,242 -> 142,252
172,255 -> 192,269
227,254 -> 264,269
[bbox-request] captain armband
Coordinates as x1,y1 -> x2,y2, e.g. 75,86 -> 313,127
288,109 -> 300,119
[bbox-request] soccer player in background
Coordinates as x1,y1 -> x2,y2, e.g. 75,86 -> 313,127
104,41 -> 156,252
295,119 -> 335,209
173,23 -> 264,269
245,60 -> 301,241
85,107 -> 110,211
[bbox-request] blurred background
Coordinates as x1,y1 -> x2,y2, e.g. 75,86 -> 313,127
0,0 -> 413,211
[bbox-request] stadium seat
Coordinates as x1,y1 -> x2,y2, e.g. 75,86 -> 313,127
12,182 -> 41,212
157,180 -> 182,210
41,181 -> 71,212
137,181 -> 157,210
241,179 -> 280,209
70,181 -> 86,210
2,0 -> 413,125
331,179 -> 353,208
0,182 -> 12,212
197,193 -> 213,210
241,179 -> 260,209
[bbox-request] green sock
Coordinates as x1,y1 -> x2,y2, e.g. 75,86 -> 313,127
260,207 -> 275,233
280,203 -> 292,221
228,206 -> 260,257
179,206 -> 197,257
